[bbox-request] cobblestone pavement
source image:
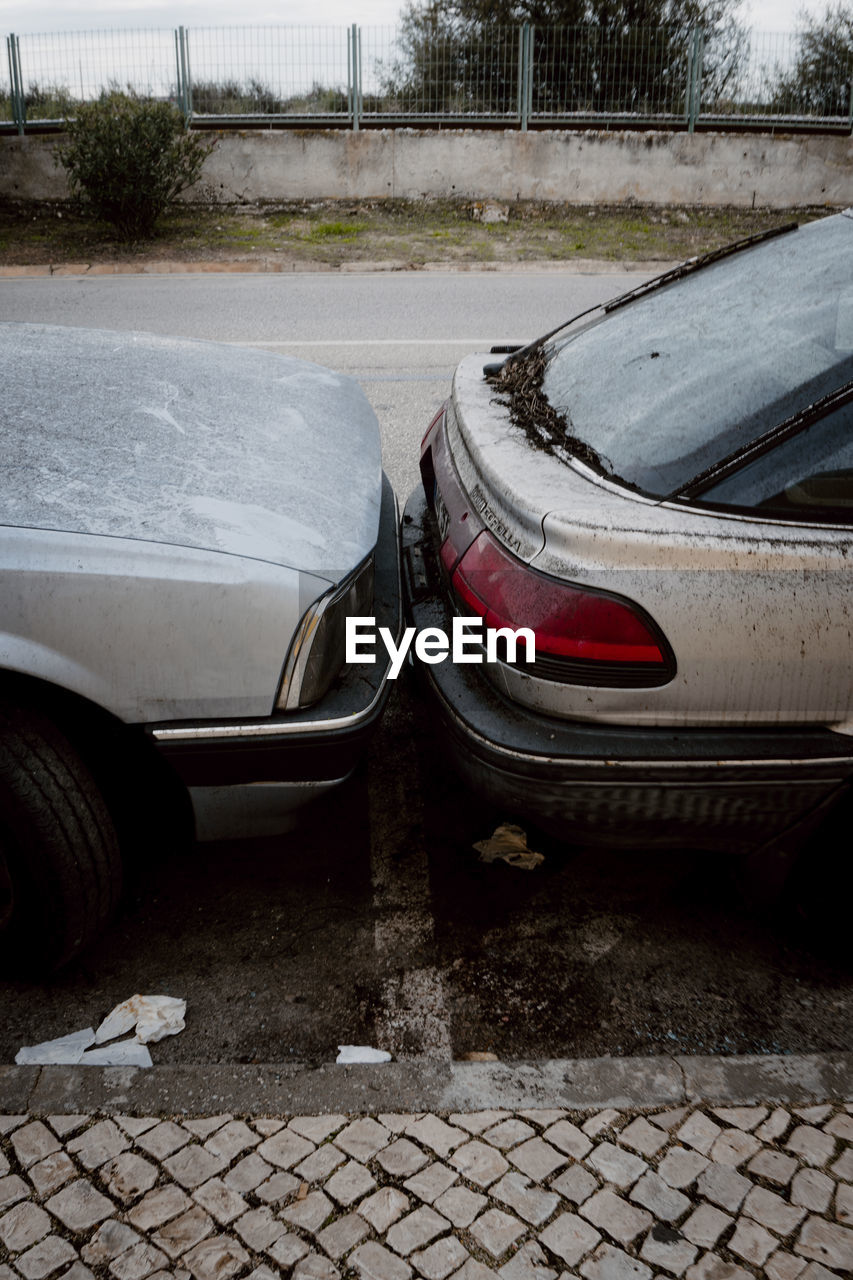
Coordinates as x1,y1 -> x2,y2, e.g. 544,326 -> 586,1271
1,1102 -> 852,1280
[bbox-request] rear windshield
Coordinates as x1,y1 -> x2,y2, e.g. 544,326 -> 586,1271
540,215 -> 853,497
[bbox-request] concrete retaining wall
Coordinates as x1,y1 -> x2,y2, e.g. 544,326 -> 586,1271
2,127 -> 852,207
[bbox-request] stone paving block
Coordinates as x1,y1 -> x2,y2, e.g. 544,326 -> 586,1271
204,1121 -> 259,1163
0,1151 -> 7,1177
406,1117 -> 467,1159
0,1200 -> 52,1251
233,1206 -> 285,1251
794,1215 -> 853,1272
246,1267 -> 278,1280
708,1129 -> 761,1169
469,1208 -> 525,1259
831,1147 -> 853,1181
798,1263 -> 841,1280
491,1171 -> 559,1226
695,1164 -> 751,1212
381,1116 -> 422,1134
163,1146 -> 227,1190
350,1242 -> 413,1280
0,1117 -> 27,1135
747,1149 -> 799,1187
836,1181 -> 853,1225
582,1112 -> 621,1139
192,1178 -> 247,1226
676,1114 -> 722,1157
377,1140 -> 431,1178
617,1118 -> 666,1159
114,1117 -> 160,1139
249,1120 -> 284,1138
182,1118 -> 232,1140
152,1206 -> 214,1259
109,1241 -> 171,1280
223,1152 -> 275,1193
100,1153 -> 159,1203
386,1206 -> 449,1256
281,1189 -> 334,1233
404,1163 -> 458,1205
542,1122 -> 592,1161
136,1123 -> 191,1161
519,1111 -> 565,1126
728,1217 -> 777,1266
680,1204 -> 733,1249
539,1210 -> 601,1265
267,1232 -> 311,1269
795,1107 -> 832,1124
786,1127 -> 836,1168
756,1109 -> 792,1143
325,1160 -> 377,1206
12,1124 -> 62,1169
28,1152 -> 76,1198
684,1253 -> 752,1280
62,1266 -> 96,1280
743,1184 -> 807,1236
481,1121 -> 536,1151
657,1148 -> 709,1190
288,1116 -> 347,1144
765,1251 -> 808,1280
453,1262 -> 498,1280
294,1252 -> 341,1280
433,1186 -> 487,1229
507,1139 -> 567,1183
359,1188 -> 411,1233
497,1240 -> 555,1280
790,1169 -> 834,1214
450,1114 -> 510,1135
14,1233 -> 78,1279
68,1121 -> 129,1170
711,1108 -> 768,1132
551,1165 -> 598,1206
182,1236 -> 250,1280
255,1171 -> 300,1204
294,1145 -> 347,1182
334,1119 -> 391,1163
128,1185 -> 193,1231
579,1242 -> 651,1280
451,1142 -> 509,1189
412,1236 -> 469,1280
257,1130 -> 315,1171
629,1171 -> 690,1224
639,1225 -> 698,1276
579,1190 -> 651,1246
586,1143 -> 646,1190
0,1174 -> 28,1210
0,1267 -> 20,1280
316,1211 -> 369,1260
46,1180 -> 114,1231
650,1109 -> 690,1133
46,1116 -> 90,1139
825,1113 -> 853,1142
81,1219 -> 142,1264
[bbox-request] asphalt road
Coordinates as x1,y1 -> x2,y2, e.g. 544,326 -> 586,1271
1,269 -> 851,1067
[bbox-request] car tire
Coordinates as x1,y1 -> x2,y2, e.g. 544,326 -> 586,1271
779,784 -> 852,969
0,698 -> 123,973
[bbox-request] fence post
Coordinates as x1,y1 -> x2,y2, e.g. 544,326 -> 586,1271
175,26 -> 192,122
348,24 -> 362,130
686,27 -> 704,133
518,23 -> 533,131
7,33 -> 25,134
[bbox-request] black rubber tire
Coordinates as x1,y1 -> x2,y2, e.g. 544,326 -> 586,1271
0,698 -> 123,972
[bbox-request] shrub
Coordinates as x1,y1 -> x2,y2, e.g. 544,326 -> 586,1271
55,93 -> 215,240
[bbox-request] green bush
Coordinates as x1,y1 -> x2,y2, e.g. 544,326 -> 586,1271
55,93 -> 215,240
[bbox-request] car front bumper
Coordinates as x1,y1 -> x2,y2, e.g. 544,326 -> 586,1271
147,474 -> 401,834
403,487 -> 853,853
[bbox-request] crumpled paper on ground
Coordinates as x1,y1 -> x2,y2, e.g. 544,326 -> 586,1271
95,994 -> 186,1045
474,823 -> 544,870
336,1045 -> 392,1064
15,1028 -> 95,1065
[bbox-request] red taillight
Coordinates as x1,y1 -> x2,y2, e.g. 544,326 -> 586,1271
450,531 -> 668,667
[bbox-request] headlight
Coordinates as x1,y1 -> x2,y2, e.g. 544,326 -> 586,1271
276,556 -> 375,710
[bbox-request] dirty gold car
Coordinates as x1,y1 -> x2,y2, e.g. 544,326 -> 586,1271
404,213 -> 853,870
0,324 -> 400,969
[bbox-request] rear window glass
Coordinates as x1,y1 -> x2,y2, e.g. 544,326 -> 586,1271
541,215 -> 853,497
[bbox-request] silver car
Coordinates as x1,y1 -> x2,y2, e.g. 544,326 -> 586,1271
0,324 -> 400,969
403,213 -> 853,864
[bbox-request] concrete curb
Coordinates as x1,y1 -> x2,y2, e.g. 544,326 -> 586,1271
0,257 -> 671,279
2,1054 -> 851,1116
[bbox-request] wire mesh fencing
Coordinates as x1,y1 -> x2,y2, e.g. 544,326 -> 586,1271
3,24 -> 852,131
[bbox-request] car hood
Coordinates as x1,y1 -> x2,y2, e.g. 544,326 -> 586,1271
1,324 -> 382,583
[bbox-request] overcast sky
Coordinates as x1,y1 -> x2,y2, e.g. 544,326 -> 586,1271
0,1 -> 835,35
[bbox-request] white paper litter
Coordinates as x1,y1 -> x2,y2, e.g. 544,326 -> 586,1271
95,994 -> 186,1045
336,1045 -> 392,1064
80,1039 -> 153,1068
15,1028 -> 95,1065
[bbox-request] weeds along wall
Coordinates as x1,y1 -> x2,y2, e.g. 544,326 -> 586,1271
2,128 -> 852,208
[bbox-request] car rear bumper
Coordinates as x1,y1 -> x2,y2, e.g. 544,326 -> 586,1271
402,487 -> 853,852
149,474 -> 401,799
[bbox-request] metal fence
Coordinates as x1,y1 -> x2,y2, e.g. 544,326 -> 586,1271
3,24 -> 851,133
